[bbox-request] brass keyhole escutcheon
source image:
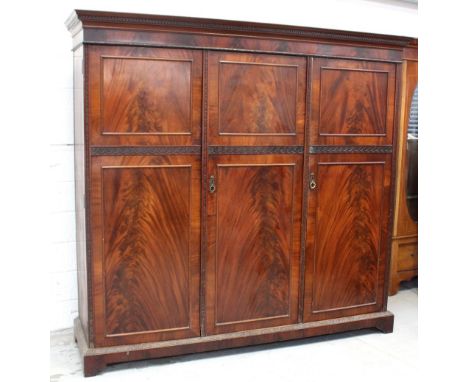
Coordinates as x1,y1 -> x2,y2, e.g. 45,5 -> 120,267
309,173 -> 317,190
209,175 -> 216,193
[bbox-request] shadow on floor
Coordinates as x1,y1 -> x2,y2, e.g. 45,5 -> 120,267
399,277 -> 418,293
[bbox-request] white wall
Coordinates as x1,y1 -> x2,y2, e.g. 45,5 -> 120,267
47,0 -> 417,331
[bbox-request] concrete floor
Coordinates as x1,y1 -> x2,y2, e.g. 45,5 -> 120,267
50,279 -> 417,381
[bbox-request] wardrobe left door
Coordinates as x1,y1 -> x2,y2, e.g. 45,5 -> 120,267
90,155 -> 201,347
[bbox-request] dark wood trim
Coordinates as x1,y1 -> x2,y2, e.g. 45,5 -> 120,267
81,39 -> 404,63
66,10 -> 414,47
384,62 -> 404,308
298,57 -> 313,323
402,46 -> 418,61
74,312 -> 394,377
83,46 -> 93,346
309,145 -> 393,154
200,50 -> 209,337
208,146 -> 304,155
90,146 -> 201,156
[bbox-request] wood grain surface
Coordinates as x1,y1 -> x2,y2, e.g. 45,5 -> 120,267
102,57 -> 192,134
304,154 -> 392,321
208,52 -> 306,146
88,46 -> 202,146
73,45 -> 89,343
205,155 -> 303,334
390,58 -> 418,295
310,58 -> 396,146
319,69 -> 388,135
91,155 -> 201,346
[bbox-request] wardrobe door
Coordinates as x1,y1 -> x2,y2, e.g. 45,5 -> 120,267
205,155 -> 303,334
90,155 -> 201,346
303,154 -> 392,322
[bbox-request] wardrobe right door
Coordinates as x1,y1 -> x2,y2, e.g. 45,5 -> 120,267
303,57 -> 396,322
303,153 -> 393,322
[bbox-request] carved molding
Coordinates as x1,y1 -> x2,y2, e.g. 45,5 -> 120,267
309,145 -> 392,154
208,146 -> 304,155
71,11 -> 413,47
91,145 -> 391,156
91,146 -> 201,156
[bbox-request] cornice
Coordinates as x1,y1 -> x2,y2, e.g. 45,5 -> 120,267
66,9 -> 416,48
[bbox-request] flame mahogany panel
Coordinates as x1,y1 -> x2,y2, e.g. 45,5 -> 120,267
88,46 -> 202,146
304,154 -> 392,322
90,155 -> 201,346
205,155 -> 303,334
208,52 -> 306,146
102,58 -> 191,134
310,58 -> 396,146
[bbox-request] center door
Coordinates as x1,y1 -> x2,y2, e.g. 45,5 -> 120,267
205,52 -> 306,335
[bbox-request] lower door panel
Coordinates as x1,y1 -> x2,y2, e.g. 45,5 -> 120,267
90,155 -> 201,346
205,154 -> 303,334
303,153 -> 392,322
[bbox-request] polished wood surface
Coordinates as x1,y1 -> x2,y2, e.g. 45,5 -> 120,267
73,45 -> 89,343
102,167 -> 190,335
206,155 -> 302,334
90,155 -> 200,346
390,59 -> 418,295
65,9 -> 415,376
88,46 -> 202,146
304,154 -> 392,321
67,10 -> 414,61
208,52 -> 306,146
391,238 -> 418,293
102,57 -> 191,134
393,61 -> 418,237
396,241 -> 418,271
310,58 -> 396,146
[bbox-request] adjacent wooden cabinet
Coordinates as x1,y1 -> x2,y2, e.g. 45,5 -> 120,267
390,59 -> 418,295
66,10 -> 417,376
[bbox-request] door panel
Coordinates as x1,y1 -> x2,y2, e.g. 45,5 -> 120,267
304,154 -> 392,322
88,46 -> 202,146
91,155 -> 200,346
208,52 -> 306,146
309,58 -> 396,146
206,155 -> 303,334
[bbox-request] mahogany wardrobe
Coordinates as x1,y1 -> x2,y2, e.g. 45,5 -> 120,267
66,10 -> 417,376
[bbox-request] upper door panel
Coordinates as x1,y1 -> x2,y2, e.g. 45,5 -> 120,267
88,46 -> 202,146
208,52 -> 306,146
310,58 -> 396,146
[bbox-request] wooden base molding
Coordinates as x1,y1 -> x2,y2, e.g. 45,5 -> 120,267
74,312 -> 394,377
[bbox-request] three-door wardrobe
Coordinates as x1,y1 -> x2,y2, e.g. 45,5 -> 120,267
66,9 -> 417,377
